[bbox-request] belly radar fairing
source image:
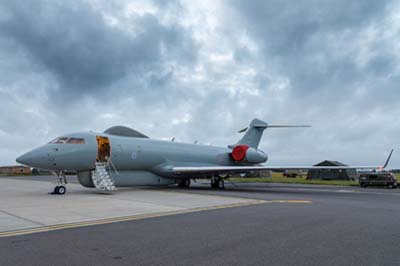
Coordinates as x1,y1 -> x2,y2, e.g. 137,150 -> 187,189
16,120 -> 391,195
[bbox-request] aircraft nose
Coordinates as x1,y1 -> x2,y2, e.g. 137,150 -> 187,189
16,146 -> 52,168
16,151 -> 35,166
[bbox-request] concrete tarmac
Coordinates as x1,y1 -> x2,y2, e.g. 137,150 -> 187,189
1,176 -> 400,266
0,176 -> 257,234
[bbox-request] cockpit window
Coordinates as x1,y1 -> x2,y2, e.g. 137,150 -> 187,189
67,138 -> 85,144
49,137 -> 68,144
49,137 -> 85,144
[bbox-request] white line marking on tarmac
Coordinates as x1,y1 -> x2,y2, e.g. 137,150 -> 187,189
337,190 -> 355,193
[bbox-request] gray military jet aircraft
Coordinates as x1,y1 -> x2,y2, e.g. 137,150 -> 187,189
16,119 -> 390,194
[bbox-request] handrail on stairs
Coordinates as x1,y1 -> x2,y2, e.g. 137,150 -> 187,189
107,157 -> 119,176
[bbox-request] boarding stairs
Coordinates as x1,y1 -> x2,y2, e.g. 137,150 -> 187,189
92,161 -> 117,192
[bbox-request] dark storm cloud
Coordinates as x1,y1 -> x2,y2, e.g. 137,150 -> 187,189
0,0 -> 197,99
0,0 -> 399,167
230,0 -> 396,98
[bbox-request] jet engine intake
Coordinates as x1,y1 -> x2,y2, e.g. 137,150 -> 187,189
231,145 -> 249,161
231,145 -> 268,164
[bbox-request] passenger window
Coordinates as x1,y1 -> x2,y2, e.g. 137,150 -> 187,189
67,138 -> 85,144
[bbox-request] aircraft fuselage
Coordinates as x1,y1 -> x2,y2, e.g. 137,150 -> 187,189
16,131 -> 268,187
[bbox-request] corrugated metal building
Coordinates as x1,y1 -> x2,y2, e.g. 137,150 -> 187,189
307,160 -> 358,180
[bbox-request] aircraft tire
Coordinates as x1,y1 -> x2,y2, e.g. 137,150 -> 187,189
178,179 -> 190,188
56,186 -> 66,195
184,179 -> 191,188
216,178 -> 225,189
210,179 -> 216,189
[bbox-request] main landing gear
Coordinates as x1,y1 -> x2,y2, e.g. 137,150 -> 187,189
178,179 -> 191,188
51,171 -> 67,195
211,177 -> 225,189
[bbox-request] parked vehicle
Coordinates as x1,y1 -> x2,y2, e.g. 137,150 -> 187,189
283,170 -> 306,178
359,172 -> 397,189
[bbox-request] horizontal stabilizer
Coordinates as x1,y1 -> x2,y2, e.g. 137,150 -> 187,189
267,125 -> 311,128
238,124 -> 310,133
236,118 -> 310,149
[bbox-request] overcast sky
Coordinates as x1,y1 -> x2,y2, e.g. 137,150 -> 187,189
0,0 -> 399,167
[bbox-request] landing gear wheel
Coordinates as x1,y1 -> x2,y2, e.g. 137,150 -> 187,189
178,179 -> 191,188
211,178 -> 224,189
210,181 -> 216,189
54,185 -> 66,195
216,178 -> 225,189
184,179 -> 191,188
58,185 -> 66,194
51,171 -> 67,195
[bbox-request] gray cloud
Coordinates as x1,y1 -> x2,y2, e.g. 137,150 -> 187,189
0,0 -> 399,168
230,0 -> 398,100
0,0 -> 197,101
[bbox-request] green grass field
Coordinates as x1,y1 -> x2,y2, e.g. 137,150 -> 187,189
230,172 -> 358,186
0,173 -> 32,177
231,172 -> 400,186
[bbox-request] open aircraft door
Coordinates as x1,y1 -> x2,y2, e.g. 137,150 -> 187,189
96,136 -> 110,162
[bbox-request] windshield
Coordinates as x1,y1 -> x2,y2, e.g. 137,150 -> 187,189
67,138 -> 85,144
49,137 -> 85,144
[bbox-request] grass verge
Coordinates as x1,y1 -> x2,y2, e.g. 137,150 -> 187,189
230,172 -> 359,186
230,177 -> 359,186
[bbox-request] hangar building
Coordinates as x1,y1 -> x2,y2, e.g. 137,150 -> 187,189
307,160 -> 358,181
0,165 -> 31,175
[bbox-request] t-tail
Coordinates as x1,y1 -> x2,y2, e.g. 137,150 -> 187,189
235,118 -> 311,149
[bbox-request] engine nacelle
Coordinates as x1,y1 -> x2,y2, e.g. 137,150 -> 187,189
231,145 -> 268,164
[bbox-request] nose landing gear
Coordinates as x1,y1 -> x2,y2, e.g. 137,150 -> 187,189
51,171 -> 67,195
54,185 -> 66,195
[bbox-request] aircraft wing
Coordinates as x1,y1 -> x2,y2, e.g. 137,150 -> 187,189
173,165 -> 381,175
173,149 -> 393,176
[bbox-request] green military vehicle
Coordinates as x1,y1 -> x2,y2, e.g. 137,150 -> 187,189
359,171 -> 397,189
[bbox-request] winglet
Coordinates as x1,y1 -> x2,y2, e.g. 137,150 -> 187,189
382,149 -> 394,169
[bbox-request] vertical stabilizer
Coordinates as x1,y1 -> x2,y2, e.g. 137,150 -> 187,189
236,119 -> 268,149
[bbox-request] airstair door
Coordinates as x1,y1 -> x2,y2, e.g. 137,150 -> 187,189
93,136 -> 116,192
96,136 -> 110,162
